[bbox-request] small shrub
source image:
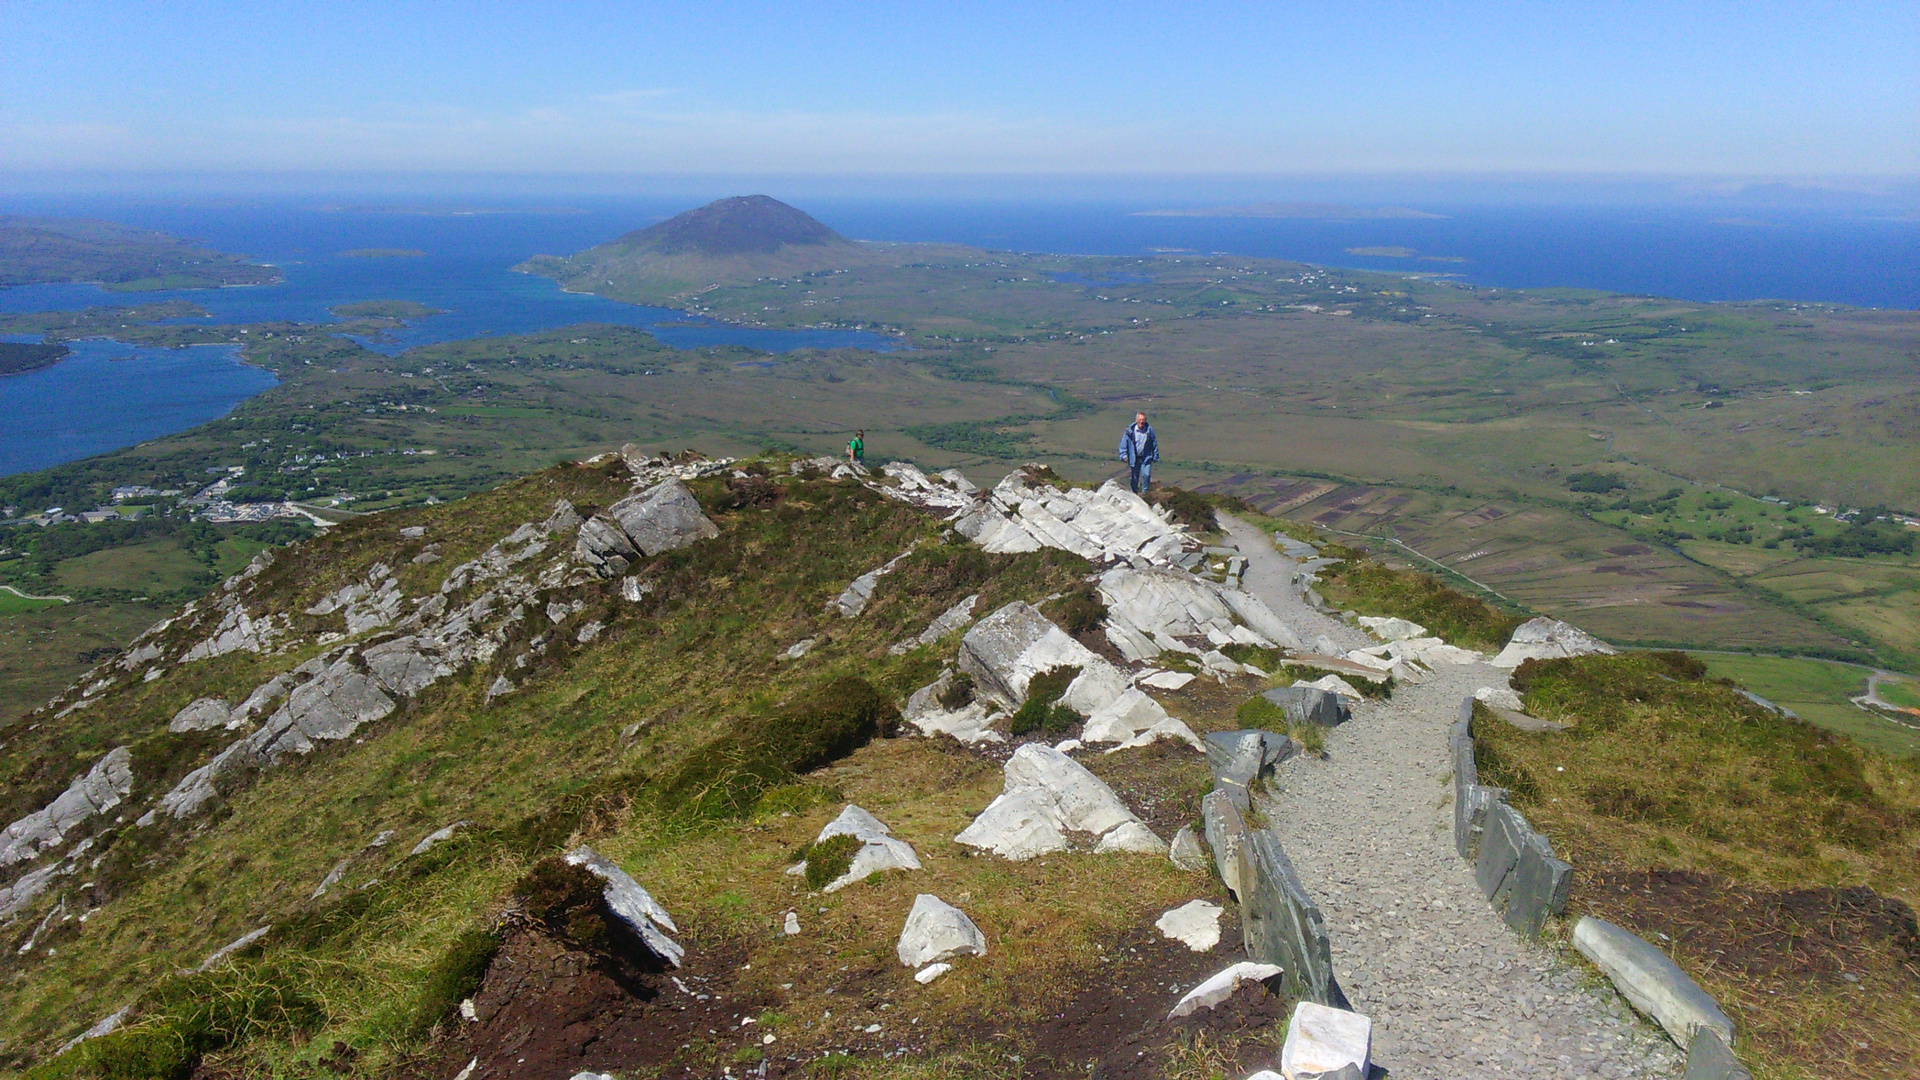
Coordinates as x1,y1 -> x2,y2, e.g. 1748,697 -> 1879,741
1567,471 -> 1626,493
1010,665 -> 1082,736
1047,584 -> 1108,635
801,833 -> 862,890
1221,642 -> 1285,672
404,929 -> 500,1041
1235,696 -> 1287,731
1290,723 -> 1325,757
656,675 -> 900,822
937,672 -> 975,710
1152,488 -> 1218,532
515,857 -> 613,949
1316,560 -> 1523,651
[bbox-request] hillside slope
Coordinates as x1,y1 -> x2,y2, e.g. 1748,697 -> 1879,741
1,453 -> 1911,1080
0,217 -> 279,291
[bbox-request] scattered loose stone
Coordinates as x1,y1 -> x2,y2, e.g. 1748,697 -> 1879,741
783,638 -> 817,660
784,911 -> 801,936
408,821 -> 469,856
1156,900 -> 1224,952
1169,825 -> 1209,872
914,961 -> 953,984
1490,616 -> 1616,668
1280,1001 -> 1372,1080
1169,962 -> 1283,1018
895,894 -> 986,969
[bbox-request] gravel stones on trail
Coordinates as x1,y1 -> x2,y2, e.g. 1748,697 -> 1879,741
1258,661 -> 1684,1079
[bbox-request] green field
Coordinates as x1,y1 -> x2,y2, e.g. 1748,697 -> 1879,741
0,588 -> 66,614
1692,652 -> 1920,757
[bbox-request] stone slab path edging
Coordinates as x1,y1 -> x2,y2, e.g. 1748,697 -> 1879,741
1218,518 -> 1687,1079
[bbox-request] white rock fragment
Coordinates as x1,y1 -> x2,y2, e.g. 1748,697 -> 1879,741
914,961 -> 953,984
783,638 -> 817,660
1475,684 -> 1525,711
1169,825 -> 1209,872
955,744 -> 1151,860
459,998 -> 478,1022
804,805 -> 923,892
1095,820 -> 1167,854
1491,617 -> 1616,668
1138,670 -> 1196,690
784,911 -> 801,936
408,821 -> 470,856
1358,615 -> 1425,641
1156,900 -> 1224,952
895,894 -> 987,969
565,844 -> 684,967
1293,675 -> 1363,702
196,925 -> 271,972
1279,1001 -> 1373,1080
1169,962 -> 1283,1018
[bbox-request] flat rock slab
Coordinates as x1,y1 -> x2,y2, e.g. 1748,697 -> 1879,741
1488,705 -> 1566,733
566,844 -> 684,968
1573,915 -> 1734,1050
1280,1000 -> 1373,1080
1156,899 -> 1225,951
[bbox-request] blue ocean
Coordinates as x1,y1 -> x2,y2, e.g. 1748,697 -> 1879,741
0,194 -> 1913,477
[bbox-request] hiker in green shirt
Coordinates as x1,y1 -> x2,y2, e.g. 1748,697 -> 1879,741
846,429 -> 865,465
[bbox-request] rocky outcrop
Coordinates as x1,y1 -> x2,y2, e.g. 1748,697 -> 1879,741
573,515 -> 639,577
1098,566 -> 1303,663
889,594 -> 978,654
1490,617 -> 1616,668
955,744 -> 1160,859
895,893 -> 986,970
956,601 -> 1198,749
565,845 -> 683,967
168,697 -> 233,733
1,748 -> 133,868
607,479 -> 720,556
933,470 -> 1202,570
834,547 -> 916,618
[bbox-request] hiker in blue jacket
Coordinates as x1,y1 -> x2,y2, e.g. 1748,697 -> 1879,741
1118,412 -> 1159,494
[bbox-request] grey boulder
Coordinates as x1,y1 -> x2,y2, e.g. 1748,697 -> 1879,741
574,515 -> 638,576
895,893 -> 987,968
608,479 -> 719,556
1260,686 -> 1349,727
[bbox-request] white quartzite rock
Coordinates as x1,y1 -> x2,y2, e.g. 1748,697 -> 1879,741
1475,684 -> 1525,711
1491,616 -> 1616,668
0,747 -> 133,868
1169,961 -> 1283,1018
804,805 -> 923,892
902,671 -> 1004,745
895,893 -> 987,969
1279,1001 -> 1373,1080
168,697 -> 232,733
408,821 -> 470,856
1156,900 -> 1224,952
1169,825 -> 1209,872
955,743 -> 1153,860
1357,616 -> 1425,642
566,844 -> 684,967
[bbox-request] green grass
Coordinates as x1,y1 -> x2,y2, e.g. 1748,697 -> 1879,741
1479,652 -> 1920,1079
0,588 -> 66,614
1692,652 -> 1920,758
1881,678 -> 1920,711
53,539 -> 208,595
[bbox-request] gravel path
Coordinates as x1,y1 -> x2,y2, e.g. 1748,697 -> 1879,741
1218,517 -> 1686,1080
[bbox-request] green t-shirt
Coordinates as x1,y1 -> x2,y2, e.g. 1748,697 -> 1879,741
848,436 -> 864,460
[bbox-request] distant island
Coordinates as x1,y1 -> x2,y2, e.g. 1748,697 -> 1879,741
0,341 -> 70,376
340,247 -> 427,259
328,300 -> 443,319
517,194 -> 968,304
1346,246 -> 1419,257
1138,202 -> 1445,220
0,216 -> 280,291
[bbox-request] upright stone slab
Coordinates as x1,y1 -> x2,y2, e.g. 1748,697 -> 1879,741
1260,685 -> 1349,726
1203,729 -> 1290,810
1684,1029 -> 1752,1080
1240,829 -> 1346,1008
1472,798 -> 1571,937
1473,798 -> 1525,903
1201,790 -> 1250,897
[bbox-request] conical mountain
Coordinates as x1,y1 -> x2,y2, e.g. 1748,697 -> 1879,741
608,195 -> 853,257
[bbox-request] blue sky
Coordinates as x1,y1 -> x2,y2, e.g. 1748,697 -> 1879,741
3,1 -> 1914,180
